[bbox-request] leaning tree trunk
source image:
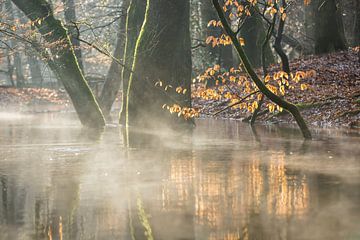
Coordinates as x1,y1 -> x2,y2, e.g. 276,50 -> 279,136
125,0 -> 192,129
212,0 -> 312,139
313,0 -> 347,54
119,0 -> 146,123
12,0 -> 105,127
62,0 -> 84,73
98,0 -> 130,119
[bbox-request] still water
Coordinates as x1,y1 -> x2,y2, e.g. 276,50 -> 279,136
0,113 -> 359,240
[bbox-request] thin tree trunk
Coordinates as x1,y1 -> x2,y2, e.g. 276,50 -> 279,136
212,0 -> 312,139
12,0 -> 105,127
5,0 -> 25,87
13,52 -> 25,87
28,55 -> 44,86
119,0 -> 146,123
6,52 -> 15,87
126,0 -> 192,129
273,0 -> 290,75
99,0 -> 130,119
62,0 -> 84,73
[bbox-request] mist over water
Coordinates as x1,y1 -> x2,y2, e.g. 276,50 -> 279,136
0,114 -> 359,240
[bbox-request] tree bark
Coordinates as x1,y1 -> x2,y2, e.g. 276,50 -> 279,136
273,0 -> 290,75
12,0 -> 105,127
200,0 -> 220,66
61,0 -> 84,73
314,0 -> 347,54
119,0 -> 146,123
241,10 -> 274,68
355,0 -> 360,46
28,55 -> 44,86
125,0 -> 192,129
5,0 -> 25,87
99,0 -> 130,119
212,0 -> 312,139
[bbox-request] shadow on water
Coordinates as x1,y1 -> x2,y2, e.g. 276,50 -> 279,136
0,114 -> 359,239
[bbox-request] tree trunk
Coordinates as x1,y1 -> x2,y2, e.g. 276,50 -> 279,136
314,0 -> 347,54
99,0 -> 130,119
62,0 -> 84,73
12,0 -> 105,127
5,0 -> 25,87
240,10 -> 274,68
6,50 -> 15,87
126,0 -> 192,129
119,0 -> 146,123
200,0 -> 220,67
27,55 -> 44,87
13,52 -> 25,87
273,0 -> 290,75
355,0 -> 360,46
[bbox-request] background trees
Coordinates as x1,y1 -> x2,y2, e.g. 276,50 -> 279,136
10,0 -> 105,127
0,0 -> 358,131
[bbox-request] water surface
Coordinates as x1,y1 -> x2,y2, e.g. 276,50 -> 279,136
0,113 -> 359,240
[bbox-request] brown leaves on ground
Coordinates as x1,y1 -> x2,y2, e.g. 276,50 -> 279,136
193,49 -> 360,128
0,87 -> 69,109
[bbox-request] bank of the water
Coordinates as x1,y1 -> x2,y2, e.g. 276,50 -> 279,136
193,49 -> 360,128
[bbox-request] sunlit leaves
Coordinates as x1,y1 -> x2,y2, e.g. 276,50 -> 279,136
164,104 -> 199,120
193,63 -> 315,115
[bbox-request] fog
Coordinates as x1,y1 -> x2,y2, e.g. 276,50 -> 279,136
0,113 -> 359,240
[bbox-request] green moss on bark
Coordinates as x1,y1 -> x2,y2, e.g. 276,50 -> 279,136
12,0 -> 105,127
125,0 -> 192,129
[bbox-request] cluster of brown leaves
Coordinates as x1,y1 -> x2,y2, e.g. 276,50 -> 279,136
193,64 -> 314,114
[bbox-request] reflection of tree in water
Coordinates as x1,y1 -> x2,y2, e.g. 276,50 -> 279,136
0,127 -> 108,239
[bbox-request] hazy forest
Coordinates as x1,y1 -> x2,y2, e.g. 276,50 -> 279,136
0,0 -> 359,239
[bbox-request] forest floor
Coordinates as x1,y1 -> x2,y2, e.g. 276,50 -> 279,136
193,49 -> 360,128
0,87 -> 70,112
0,49 -> 359,128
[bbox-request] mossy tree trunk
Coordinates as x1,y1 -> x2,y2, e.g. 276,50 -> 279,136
119,0 -> 146,123
12,0 -> 105,127
126,0 -> 192,129
99,0 -> 130,118
313,0 -> 347,54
